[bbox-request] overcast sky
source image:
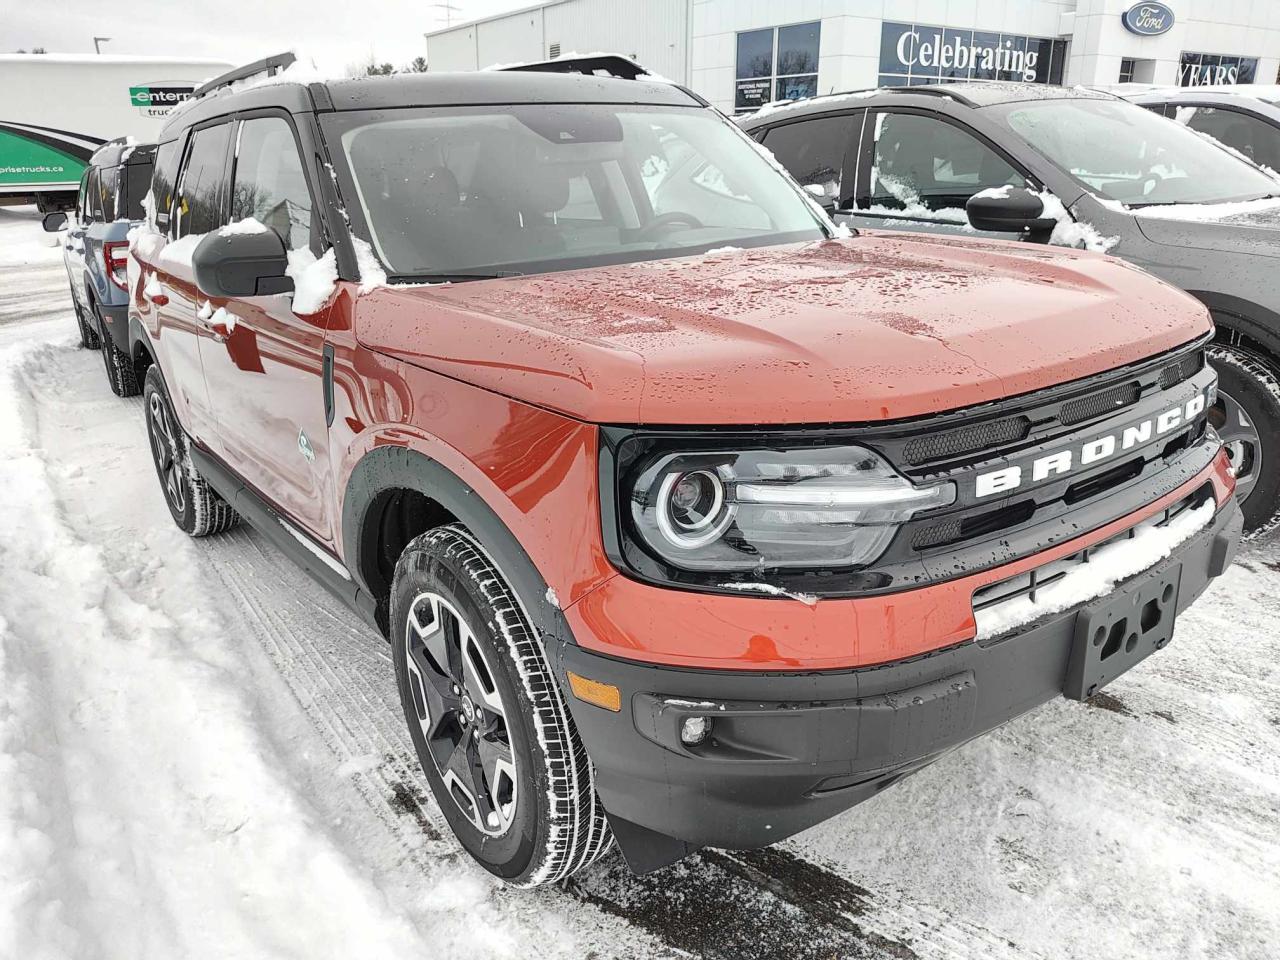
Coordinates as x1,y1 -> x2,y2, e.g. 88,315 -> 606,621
0,0 -> 529,74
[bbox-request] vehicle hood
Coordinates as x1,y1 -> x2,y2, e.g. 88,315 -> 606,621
353,234 -> 1211,425
1131,197 -> 1280,259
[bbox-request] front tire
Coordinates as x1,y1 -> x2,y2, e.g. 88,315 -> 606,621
390,525 -> 612,886
142,365 -> 239,537
1208,343 -> 1280,536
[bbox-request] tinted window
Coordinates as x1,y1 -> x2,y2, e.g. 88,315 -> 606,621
85,167 -> 103,221
150,138 -> 184,233
98,165 -> 120,220
175,124 -> 232,238
763,115 -> 855,204
865,112 -> 1022,219
231,116 -> 315,252
123,160 -> 154,221
75,170 -> 90,222
1176,105 -> 1280,170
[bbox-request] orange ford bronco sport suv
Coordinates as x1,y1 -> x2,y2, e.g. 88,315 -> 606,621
126,55 -> 1241,886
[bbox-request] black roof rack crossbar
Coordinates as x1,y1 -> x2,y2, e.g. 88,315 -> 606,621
882,85 -> 979,107
500,54 -> 649,81
193,52 -> 297,99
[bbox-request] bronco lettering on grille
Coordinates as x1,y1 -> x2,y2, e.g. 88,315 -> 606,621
974,391 -> 1209,498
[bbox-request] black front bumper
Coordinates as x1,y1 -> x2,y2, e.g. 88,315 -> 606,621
547,495 -> 1242,872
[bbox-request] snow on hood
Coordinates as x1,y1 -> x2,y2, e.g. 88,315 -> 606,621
352,235 -> 1211,425
1126,196 -> 1280,223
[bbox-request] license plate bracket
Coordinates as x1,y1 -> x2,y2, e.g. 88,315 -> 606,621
1064,562 -> 1183,701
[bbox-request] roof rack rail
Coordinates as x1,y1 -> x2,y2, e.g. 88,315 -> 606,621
193,52 -> 296,99
499,54 -> 649,81
883,85 -> 978,107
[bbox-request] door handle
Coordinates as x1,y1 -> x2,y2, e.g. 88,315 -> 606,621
197,307 -> 233,342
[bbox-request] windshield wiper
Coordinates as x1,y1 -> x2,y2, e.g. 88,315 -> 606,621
1128,192 -> 1280,209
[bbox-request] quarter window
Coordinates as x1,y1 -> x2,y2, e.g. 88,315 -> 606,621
174,123 -> 232,239
85,167 -> 103,222
762,115 -> 855,205
865,112 -> 1022,220
231,116 -> 315,252
150,139 -> 184,233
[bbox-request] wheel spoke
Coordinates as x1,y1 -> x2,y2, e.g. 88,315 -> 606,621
462,634 -> 505,719
475,734 -> 517,831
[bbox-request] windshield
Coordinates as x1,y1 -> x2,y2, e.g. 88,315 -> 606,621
327,103 -> 827,279
1000,98 -> 1277,206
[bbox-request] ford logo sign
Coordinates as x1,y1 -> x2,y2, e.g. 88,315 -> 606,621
1122,2 -> 1175,36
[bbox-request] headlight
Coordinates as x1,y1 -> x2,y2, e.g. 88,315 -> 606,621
627,445 -> 955,572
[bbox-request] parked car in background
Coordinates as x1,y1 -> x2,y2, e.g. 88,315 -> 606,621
741,82 -> 1280,535
124,56 -> 1240,886
1123,84 -> 1280,174
44,138 -> 157,396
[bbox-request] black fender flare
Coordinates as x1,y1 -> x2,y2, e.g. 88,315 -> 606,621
128,313 -> 156,368
1185,290 -> 1280,367
340,445 -> 577,646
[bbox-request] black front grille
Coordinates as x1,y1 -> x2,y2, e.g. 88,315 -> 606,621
1161,352 -> 1203,390
903,415 -> 1030,465
1060,381 -> 1141,425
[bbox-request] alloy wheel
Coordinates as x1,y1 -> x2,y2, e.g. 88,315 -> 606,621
147,392 -> 187,515
403,591 -> 518,836
1213,390 -> 1262,505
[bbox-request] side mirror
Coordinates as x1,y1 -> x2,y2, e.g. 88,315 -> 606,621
965,186 -> 1057,238
42,212 -> 67,232
192,228 -> 294,298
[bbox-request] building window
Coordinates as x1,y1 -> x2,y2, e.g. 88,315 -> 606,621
735,21 -> 820,114
877,21 -> 1066,88
1119,58 -> 1136,83
1179,52 -> 1259,86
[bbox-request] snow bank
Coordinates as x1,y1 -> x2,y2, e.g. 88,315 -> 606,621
975,499 -> 1216,640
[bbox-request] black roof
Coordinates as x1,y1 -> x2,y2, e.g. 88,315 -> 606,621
162,68 -> 699,138
738,80 -> 1118,128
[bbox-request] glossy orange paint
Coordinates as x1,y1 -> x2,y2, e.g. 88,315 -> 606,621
355,234 -> 1212,425
564,452 -> 1236,671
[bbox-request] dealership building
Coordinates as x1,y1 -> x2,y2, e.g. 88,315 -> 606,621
425,0 -> 1280,113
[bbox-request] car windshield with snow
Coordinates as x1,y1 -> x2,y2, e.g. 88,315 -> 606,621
741,82 -> 1280,536
123,55 -> 1241,888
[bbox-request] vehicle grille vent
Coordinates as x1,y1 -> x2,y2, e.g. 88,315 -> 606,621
912,518 -> 962,550
1059,381 -> 1141,425
1160,351 -> 1203,390
903,415 -> 1030,466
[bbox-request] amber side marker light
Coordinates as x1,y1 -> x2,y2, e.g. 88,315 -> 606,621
567,671 -> 622,712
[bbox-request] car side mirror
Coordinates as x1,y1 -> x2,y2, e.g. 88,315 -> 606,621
192,228 -> 295,298
42,212 -> 67,232
965,186 -> 1057,239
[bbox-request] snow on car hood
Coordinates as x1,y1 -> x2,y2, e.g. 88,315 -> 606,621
353,235 -> 1211,425
1129,196 -> 1280,259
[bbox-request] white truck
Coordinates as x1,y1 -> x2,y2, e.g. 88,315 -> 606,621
0,53 -> 232,211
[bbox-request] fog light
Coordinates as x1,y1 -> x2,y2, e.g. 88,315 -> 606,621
680,715 -> 712,746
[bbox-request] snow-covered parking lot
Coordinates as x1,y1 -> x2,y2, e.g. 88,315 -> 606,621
1,203 -> 1277,960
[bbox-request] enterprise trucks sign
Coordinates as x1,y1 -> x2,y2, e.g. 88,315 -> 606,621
129,83 -> 197,117
879,22 -> 1067,88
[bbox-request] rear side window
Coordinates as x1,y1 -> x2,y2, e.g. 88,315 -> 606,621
122,160 -> 154,220
150,139 -> 184,233
762,115 -> 856,205
231,116 -> 314,251
98,165 -> 120,221
175,124 -> 232,238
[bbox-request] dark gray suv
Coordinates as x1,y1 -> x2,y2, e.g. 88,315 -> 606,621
1125,85 -> 1280,174
740,83 -> 1280,534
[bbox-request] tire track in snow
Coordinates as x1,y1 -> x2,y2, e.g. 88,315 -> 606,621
17,339 -> 1002,959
